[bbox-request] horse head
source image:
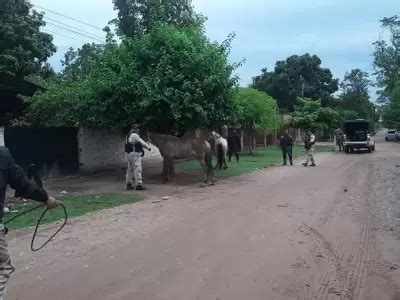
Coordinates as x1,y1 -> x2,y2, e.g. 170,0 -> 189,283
146,131 -> 159,147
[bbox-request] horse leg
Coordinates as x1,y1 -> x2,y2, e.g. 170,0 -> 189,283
204,151 -> 215,186
223,148 -> 228,169
214,151 -> 219,170
169,160 -> 176,183
170,160 -> 175,177
162,159 -> 169,183
198,160 -> 207,187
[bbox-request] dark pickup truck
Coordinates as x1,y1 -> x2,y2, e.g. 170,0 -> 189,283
343,119 -> 376,153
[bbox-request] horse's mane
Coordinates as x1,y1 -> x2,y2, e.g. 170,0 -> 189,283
211,131 -> 224,140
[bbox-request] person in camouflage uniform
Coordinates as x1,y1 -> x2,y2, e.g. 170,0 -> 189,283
125,125 -> 151,191
0,147 -> 60,299
302,129 -> 316,167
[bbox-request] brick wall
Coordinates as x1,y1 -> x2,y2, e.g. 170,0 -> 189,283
78,128 -> 161,172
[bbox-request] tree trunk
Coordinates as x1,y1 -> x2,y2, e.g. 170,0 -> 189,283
248,131 -> 255,155
264,131 -> 267,147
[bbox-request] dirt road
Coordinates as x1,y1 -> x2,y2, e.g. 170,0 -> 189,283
6,137 -> 400,300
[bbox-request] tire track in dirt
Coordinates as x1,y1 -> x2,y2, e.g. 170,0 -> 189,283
300,160 -> 374,299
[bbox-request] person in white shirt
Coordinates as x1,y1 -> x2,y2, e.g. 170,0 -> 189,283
302,129 -> 316,167
125,125 -> 151,190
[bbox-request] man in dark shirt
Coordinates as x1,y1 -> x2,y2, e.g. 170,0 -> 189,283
227,129 -> 241,162
0,146 -> 60,298
280,129 -> 294,166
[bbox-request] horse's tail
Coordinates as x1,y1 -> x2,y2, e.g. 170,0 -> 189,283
217,144 -> 224,165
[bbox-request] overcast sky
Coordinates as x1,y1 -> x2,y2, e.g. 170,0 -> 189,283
33,0 -> 399,91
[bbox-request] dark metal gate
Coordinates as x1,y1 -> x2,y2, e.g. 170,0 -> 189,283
4,127 -> 79,176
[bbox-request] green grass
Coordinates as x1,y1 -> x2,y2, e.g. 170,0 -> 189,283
177,144 -> 333,179
4,193 -> 143,230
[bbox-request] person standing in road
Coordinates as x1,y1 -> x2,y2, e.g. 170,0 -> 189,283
280,129 -> 294,166
125,125 -> 151,191
302,129 -> 316,167
336,130 -> 344,152
0,146 -> 60,300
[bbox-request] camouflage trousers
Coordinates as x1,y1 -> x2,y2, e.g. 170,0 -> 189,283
126,152 -> 143,186
0,225 -> 14,300
304,145 -> 315,165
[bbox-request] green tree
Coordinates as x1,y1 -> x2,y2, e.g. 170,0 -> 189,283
22,26 -> 240,133
234,88 -> 280,154
252,54 -> 338,112
337,69 -> 377,121
111,0 -> 202,37
382,81 -> 400,129
0,0 -> 56,78
292,98 -> 340,137
373,15 -> 400,102
61,43 -> 105,80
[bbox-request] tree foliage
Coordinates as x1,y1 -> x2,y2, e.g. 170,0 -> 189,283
252,54 -> 338,112
382,81 -> 400,129
373,15 -> 400,101
373,15 -> 400,128
22,26 -> 239,133
292,98 -> 340,132
60,43 -> 105,80
337,69 -> 377,121
111,0 -> 202,37
0,0 -> 56,78
234,88 -> 280,132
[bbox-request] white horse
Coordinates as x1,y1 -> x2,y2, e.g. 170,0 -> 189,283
210,131 -> 228,170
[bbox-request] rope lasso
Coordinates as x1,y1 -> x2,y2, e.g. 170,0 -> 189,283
4,203 -> 68,251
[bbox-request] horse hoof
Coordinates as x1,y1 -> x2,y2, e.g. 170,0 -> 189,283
199,183 -> 206,188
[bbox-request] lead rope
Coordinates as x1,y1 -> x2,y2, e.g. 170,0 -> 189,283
4,203 -> 68,251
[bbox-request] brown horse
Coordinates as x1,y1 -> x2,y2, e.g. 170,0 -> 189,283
148,132 -> 214,185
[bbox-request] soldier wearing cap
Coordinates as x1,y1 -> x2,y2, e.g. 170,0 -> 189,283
125,125 -> 151,190
302,129 -> 316,167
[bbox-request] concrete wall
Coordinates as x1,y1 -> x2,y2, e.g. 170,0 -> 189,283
0,127 -> 4,146
78,128 -> 161,172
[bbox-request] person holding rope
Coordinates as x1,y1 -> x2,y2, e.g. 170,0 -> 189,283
125,124 -> 151,191
0,146 -> 60,300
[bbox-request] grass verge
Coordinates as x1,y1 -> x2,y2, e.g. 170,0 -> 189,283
177,144 -> 333,179
4,193 -> 142,230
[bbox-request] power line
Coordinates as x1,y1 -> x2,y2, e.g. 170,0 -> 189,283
46,22 -> 105,43
32,4 -> 105,31
43,15 -> 105,40
0,8 -> 104,43
43,29 -> 87,43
